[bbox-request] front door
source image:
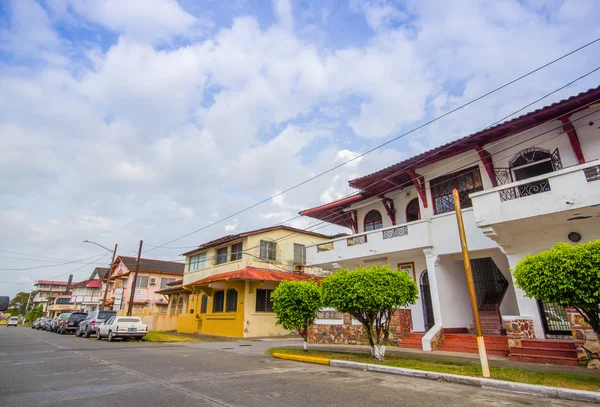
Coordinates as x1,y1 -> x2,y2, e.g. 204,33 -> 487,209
420,270 -> 435,331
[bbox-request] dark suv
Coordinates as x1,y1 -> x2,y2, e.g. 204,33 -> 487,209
57,312 -> 87,334
76,310 -> 117,338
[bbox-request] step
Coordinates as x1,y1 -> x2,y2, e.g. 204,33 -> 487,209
508,354 -> 580,366
439,340 -> 509,351
404,333 -> 425,339
401,338 -> 424,345
437,345 -> 509,356
443,334 -> 508,343
510,347 -> 578,358
520,339 -> 576,350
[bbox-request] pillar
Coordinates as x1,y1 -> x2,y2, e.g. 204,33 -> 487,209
504,251 -> 545,339
423,248 -> 443,326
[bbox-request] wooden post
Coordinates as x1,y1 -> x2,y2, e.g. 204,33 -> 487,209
452,189 -> 490,378
102,244 -> 118,311
127,240 -> 143,317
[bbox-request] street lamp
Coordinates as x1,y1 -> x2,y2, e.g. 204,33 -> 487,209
83,240 -> 118,311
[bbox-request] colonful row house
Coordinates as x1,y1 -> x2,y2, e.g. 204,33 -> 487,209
300,86 -> 600,365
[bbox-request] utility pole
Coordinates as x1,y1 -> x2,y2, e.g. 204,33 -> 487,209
127,240 -> 143,316
102,244 -> 118,311
452,189 -> 491,378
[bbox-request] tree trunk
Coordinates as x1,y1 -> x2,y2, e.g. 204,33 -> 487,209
303,340 -> 308,352
372,344 -> 386,361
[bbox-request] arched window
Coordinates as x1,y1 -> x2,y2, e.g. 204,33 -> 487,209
170,297 -> 177,316
509,148 -> 556,181
364,210 -> 383,231
405,198 -> 420,222
176,297 -> 184,315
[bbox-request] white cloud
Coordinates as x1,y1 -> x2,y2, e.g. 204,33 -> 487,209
224,224 -> 237,232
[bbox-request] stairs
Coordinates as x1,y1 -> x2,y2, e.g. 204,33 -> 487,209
477,310 -> 504,336
508,339 -> 580,366
399,333 -> 424,349
437,333 -> 510,356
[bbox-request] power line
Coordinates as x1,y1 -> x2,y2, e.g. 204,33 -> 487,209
0,252 -> 107,272
143,36 -> 600,253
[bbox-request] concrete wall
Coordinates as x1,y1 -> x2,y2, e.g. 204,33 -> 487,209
243,281 -> 292,337
435,256 -> 473,329
142,314 -> 178,332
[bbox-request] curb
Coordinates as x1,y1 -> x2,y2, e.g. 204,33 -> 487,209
274,355 -> 600,404
272,352 -> 331,365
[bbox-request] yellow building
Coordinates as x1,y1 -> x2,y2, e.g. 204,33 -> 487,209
164,225 -> 330,338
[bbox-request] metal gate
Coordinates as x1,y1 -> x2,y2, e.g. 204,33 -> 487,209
537,301 -> 572,337
470,258 -> 508,311
420,270 -> 435,331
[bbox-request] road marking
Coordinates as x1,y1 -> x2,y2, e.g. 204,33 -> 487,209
12,360 -> 45,365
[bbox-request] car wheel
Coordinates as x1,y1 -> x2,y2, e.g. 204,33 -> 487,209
75,328 -> 82,337
60,327 -> 65,335
96,331 -> 102,340
107,331 -> 115,342
84,327 -> 91,338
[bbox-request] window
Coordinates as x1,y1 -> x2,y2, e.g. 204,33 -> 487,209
177,297 -> 184,315
364,210 -> 383,231
230,242 -> 243,261
216,247 -> 228,265
293,243 -> 306,265
156,304 -> 167,314
255,289 -> 274,312
431,167 -> 483,214
189,252 -> 207,271
259,240 -> 276,261
200,295 -> 208,314
406,198 -> 421,222
160,278 -> 176,289
213,290 -> 224,312
226,289 -> 238,312
136,276 -> 149,288
56,298 -> 70,305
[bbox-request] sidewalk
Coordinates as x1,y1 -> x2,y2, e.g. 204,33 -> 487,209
286,343 -> 600,378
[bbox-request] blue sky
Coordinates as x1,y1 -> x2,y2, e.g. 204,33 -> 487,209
1,0 -> 600,297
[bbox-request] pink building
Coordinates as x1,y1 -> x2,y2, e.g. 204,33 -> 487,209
102,256 -> 184,315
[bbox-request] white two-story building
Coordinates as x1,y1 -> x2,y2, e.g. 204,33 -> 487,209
301,86 -> 600,364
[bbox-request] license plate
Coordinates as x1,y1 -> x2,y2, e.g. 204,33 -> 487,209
128,328 -> 136,332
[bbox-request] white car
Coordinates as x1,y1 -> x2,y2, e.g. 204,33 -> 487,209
7,316 -> 19,327
96,316 -> 148,342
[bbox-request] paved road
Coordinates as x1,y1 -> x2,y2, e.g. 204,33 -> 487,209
0,327 -> 588,407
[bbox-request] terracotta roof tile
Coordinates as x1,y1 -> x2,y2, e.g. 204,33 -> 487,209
188,266 -> 320,285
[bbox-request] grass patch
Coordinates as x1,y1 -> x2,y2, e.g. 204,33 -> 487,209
269,348 -> 600,392
142,331 -> 202,343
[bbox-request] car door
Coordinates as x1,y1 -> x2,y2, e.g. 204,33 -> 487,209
101,317 -> 115,335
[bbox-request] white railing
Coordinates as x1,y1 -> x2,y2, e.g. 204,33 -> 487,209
307,220 -> 431,266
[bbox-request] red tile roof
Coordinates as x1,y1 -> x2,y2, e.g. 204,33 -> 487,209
72,279 -> 102,288
188,267 -> 320,285
181,225 -> 331,256
114,256 -> 185,275
300,85 -> 600,227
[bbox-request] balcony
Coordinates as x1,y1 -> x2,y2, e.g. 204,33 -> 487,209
306,219 -> 431,268
471,160 -> 600,230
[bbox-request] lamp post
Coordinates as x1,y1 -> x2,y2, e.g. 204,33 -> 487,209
83,240 -> 118,311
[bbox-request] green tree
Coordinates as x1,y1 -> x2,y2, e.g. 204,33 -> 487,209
7,292 -> 30,316
25,305 -> 43,323
322,265 -> 418,360
513,241 -> 600,335
272,280 -> 322,352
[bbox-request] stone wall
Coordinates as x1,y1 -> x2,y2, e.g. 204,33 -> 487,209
308,309 -> 413,346
502,316 -> 535,348
567,308 -> 600,368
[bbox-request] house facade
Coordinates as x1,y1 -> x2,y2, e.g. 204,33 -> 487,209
301,86 -> 600,364
69,267 -> 108,313
26,280 -> 70,314
101,256 -> 184,316
164,225 -> 330,338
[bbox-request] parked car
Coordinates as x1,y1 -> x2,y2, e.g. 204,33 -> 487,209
96,316 -> 147,342
53,313 -> 71,333
35,317 -> 47,330
31,318 -> 42,329
46,317 -> 57,331
39,318 -> 52,330
57,312 -> 87,334
7,316 -> 19,327
77,310 -> 116,338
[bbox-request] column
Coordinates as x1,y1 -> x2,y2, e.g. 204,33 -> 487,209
504,252 -> 545,339
423,248 -> 443,326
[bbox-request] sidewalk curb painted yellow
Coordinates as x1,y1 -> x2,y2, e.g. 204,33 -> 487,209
272,352 -> 330,365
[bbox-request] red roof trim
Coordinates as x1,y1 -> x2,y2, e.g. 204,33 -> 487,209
188,267 -> 321,285
299,193 -> 364,217
36,280 -> 69,285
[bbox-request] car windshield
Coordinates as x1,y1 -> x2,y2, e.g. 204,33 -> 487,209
98,312 -> 116,320
9,317 -> 18,321
71,314 -> 87,321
